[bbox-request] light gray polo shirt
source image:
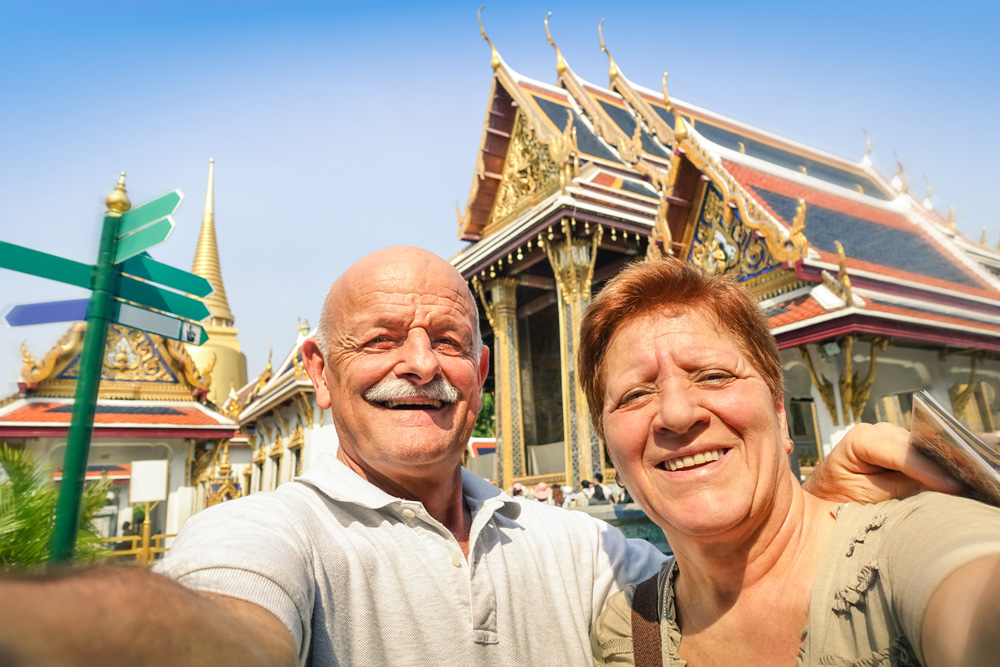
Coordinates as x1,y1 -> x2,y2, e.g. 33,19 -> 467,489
156,454 -> 665,666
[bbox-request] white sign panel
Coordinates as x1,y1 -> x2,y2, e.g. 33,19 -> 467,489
130,460 -> 168,504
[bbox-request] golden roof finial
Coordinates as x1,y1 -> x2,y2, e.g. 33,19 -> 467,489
835,240 -> 854,304
661,71 -> 674,113
477,5 -> 501,71
980,226 -> 989,249
946,206 -> 956,231
923,176 -> 933,210
863,130 -> 872,158
191,158 -> 235,325
598,19 -> 618,83
297,318 -> 310,336
105,172 -> 131,216
544,12 -> 567,76
892,153 -> 908,193
790,199 -> 808,246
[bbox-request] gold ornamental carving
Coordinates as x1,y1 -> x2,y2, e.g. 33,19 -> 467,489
839,336 -> 889,424
485,111 -> 561,234
544,219 -> 604,301
798,346 -> 840,426
20,322 -> 211,400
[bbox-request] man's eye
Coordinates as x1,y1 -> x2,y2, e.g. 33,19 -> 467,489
366,336 -> 394,348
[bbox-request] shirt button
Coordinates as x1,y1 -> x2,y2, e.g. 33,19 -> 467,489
450,553 -> 462,568
401,508 -> 416,518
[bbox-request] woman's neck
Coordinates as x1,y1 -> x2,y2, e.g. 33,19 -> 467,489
672,473 -> 838,619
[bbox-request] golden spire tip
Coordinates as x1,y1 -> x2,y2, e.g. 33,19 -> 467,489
598,19 -> 618,82
477,5 -> 501,70
544,12 -> 566,75
105,170 -> 131,215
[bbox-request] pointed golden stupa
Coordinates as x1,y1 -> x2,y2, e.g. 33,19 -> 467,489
186,158 -> 248,405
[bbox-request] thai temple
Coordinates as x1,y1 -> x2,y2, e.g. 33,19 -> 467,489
3,18 -> 1000,541
0,161 -> 246,538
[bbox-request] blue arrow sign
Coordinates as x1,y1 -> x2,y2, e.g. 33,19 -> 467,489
3,298 -> 89,327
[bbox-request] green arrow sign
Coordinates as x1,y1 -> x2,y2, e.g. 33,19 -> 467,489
118,274 -> 211,322
0,241 -> 92,289
114,217 -> 174,264
119,254 -> 213,297
114,301 -> 208,345
118,190 -> 183,237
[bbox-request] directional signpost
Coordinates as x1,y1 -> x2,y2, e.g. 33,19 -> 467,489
0,174 -> 215,564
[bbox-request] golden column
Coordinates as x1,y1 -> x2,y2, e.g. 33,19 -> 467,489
186,158 -> 248,405
473,277 -> 526,489
545,220 -> 603,488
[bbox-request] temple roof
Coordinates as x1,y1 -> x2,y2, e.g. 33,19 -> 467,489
456,18 -> 1000,347
225,321 -> 314,424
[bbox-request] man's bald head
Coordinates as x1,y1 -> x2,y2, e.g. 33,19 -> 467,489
313,246 -> 482,361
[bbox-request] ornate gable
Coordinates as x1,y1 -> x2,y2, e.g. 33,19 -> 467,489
19,322 -> 212,401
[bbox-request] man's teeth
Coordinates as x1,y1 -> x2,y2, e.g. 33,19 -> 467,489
666,449 -> 724,471
383,399 -> 442,409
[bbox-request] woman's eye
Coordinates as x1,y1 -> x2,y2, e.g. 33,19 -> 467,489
618,390 -> 645,407
699,370 -> 733,383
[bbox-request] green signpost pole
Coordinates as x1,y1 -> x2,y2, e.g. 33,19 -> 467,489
49,174 -> 130,564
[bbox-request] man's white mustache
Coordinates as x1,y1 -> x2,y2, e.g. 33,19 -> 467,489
364,377 -> 460,404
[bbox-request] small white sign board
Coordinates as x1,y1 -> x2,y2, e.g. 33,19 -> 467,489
130,460 -> 168,504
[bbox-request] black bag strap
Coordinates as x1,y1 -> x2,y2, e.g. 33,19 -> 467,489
630,573 -> 662,667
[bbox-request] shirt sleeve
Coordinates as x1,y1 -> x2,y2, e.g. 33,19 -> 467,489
590,516 -> 666,624
883,493 -> 1000,664
153,493 -> 315,657
590,586 -> 637,667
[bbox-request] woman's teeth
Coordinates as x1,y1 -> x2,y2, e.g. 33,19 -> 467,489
666,449 -> 724,471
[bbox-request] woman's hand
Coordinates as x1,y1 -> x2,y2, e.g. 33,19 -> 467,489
802,422 -> 963,503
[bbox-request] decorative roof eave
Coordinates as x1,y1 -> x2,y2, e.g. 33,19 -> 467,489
0,397 -> 237,430
598,22 -> 675,150
795,258 -> 1000,310
772,307 -> 1000,353
545,15 -> 669,176
452,174 -> 658,277
459,9 -> 579,240
668,109 -> 809,263
237,376 -> 314,425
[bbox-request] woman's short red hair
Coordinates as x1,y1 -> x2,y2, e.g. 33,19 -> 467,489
578,257 -> 784,441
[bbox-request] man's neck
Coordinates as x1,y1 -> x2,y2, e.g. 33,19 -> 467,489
336,449 -> 473,555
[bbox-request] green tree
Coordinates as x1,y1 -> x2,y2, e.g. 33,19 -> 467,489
473,392 -> 496,437
0,444 -> 110,570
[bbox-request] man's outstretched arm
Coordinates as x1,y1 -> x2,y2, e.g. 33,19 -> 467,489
0,566 -> 297,667
803,422 -> 963,503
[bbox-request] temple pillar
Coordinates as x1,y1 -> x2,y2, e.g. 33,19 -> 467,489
545,221 -> 604,488
474,278 -> 526,489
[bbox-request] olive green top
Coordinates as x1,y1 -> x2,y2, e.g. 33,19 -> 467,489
591,493 -> 1000,666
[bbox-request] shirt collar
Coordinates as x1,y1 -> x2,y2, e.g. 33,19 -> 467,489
300,453 -> 521,520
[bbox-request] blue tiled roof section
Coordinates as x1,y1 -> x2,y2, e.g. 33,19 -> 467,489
649,106 -> 888,199
697,122 -> 889,200
532,95 -> 621,163
619,178 -> 659,198
597,100 -> 671,159
752,188 -> 982,289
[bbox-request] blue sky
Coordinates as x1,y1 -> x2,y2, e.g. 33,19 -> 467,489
1,1 -> 996,397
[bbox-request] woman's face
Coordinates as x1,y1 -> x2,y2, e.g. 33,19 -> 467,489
601,308 -> 791,540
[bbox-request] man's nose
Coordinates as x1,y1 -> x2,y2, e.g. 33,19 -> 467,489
394,329 -> 441,384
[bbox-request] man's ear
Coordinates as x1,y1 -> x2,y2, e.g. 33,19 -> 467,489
301,338 -> 332,409
477,345 -> 490,390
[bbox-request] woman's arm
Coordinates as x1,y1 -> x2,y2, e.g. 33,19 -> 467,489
922,554 -> 1000,667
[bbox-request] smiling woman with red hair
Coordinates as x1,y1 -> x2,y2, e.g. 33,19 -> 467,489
580,257 -> 1000,666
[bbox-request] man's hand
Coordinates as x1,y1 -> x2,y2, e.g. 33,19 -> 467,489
803,422 -> 963,503
0,566 -> 297,667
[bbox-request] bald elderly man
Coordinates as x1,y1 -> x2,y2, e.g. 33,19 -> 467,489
0,246 -> 959,666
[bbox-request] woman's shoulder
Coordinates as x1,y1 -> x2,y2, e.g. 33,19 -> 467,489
590,558 -> 676,666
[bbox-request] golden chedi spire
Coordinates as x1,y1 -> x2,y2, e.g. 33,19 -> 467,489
191,158 -> 235,325
186,158 -> 247,406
